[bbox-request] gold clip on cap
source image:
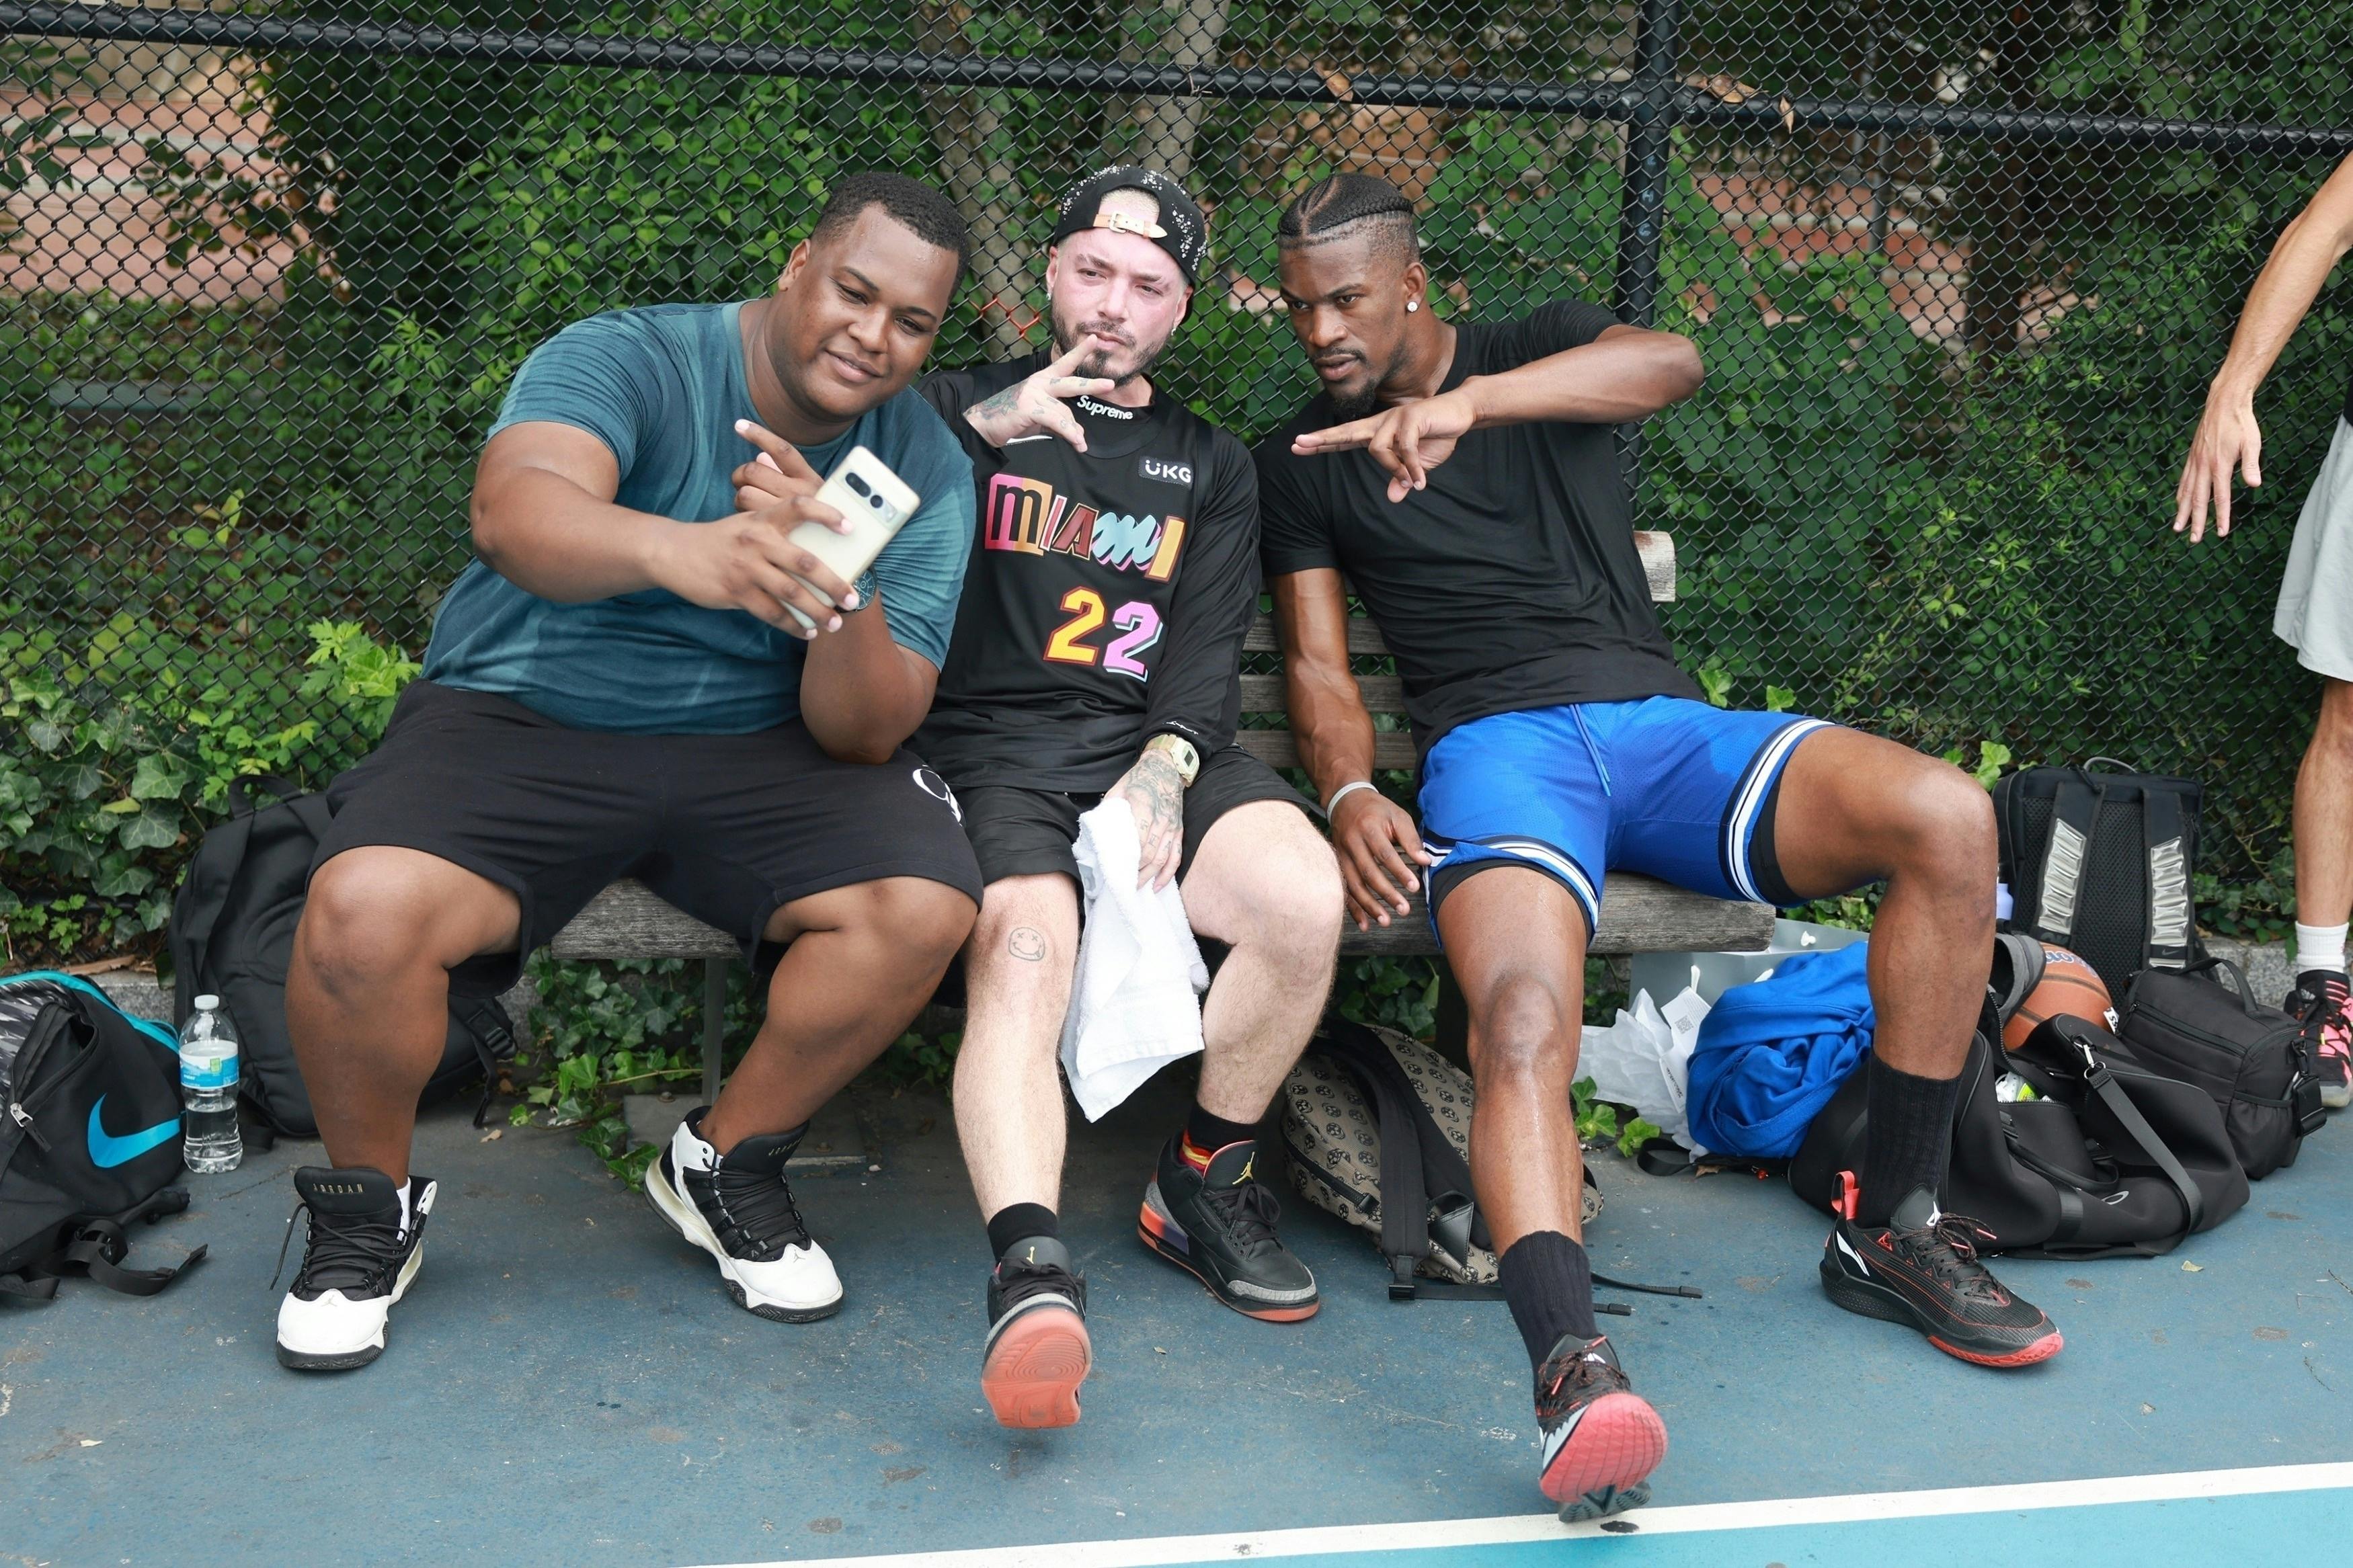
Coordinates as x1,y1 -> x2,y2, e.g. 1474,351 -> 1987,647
1091,208 -> 1169,240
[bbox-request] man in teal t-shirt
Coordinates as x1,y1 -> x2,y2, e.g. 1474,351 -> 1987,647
269,174 -> 987,1376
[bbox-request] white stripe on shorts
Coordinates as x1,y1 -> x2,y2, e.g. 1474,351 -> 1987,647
1722,718 -> 1831,902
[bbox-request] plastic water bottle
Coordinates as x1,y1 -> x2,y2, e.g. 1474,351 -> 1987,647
180,995 -> 243,1173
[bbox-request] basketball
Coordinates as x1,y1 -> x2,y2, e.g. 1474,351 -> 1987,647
2002,943 -> 2118,1052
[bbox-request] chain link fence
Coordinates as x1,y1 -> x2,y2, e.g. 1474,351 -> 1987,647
5,1 -> 2351,956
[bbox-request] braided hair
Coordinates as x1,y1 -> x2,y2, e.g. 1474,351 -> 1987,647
1276,173 -> 1419,267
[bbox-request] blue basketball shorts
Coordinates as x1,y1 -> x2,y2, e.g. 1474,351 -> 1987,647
1417,697 -> 1838,938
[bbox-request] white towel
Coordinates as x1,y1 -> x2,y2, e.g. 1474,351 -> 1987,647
1059,797 -> 1210,1120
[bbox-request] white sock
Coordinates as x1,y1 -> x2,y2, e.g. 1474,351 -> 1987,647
672,1114 -> 719,1174
395,1180 -> 413,1239
2295,921 -> 2349,977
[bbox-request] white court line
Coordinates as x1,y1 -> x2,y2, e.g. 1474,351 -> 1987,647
690,1460 -> 2353,1568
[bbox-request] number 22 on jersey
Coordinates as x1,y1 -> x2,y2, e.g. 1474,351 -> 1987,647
1044,587 -> 1164,679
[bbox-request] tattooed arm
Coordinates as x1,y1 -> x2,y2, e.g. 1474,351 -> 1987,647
1113,734 -> 1193,890
964,340 -> 1118,450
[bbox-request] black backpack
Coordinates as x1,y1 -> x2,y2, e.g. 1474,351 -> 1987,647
1792,991 -> 2247,1257
168,776 -> 516,1137
1,973 -> 206,1303
2117,958 -> 2327,1181
1993,760 -> 2204,998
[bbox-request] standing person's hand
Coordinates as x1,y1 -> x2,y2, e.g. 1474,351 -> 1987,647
1290,387 -> 1478,502
963,341 -> 1118,450
2174,391 -> 2264,543
1328,788 -> 1437,930
647,419 -> 855,636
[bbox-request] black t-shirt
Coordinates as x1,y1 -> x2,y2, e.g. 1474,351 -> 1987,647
915,355 -> 1261,792
1254,299 -> 1700,756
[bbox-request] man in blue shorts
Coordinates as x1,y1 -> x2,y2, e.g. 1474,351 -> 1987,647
1255,175 -> 2060,1522
271,173 -> 984,1372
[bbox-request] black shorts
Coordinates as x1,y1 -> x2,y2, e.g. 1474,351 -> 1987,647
955,745 -> 1308,888
313,682 -> 984,997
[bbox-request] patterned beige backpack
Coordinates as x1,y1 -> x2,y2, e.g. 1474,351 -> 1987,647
1281,1018 -> 1601,1295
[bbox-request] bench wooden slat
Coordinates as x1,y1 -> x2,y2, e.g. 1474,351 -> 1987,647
1339,873 -> 1771,956
1236,727 -> 1419,772
1238,672 -> 1405,715
551,880 -> 735,959
1241,616 -> 1391,655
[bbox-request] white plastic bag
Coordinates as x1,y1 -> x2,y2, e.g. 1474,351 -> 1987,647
1579,986 -> 1712,1153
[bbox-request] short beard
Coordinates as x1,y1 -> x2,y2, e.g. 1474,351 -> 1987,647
1052,308 -> 1170,389
1328,383 -> 1379,420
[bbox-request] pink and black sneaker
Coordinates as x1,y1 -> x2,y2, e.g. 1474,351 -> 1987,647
2286,971 -> 2352,1111
1533,1333 -> 1667,1522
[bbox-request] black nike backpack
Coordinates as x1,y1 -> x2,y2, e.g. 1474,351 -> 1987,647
168,775 -> 516,1137
1993,760 -> 2204,998
1,973 -> 206,1303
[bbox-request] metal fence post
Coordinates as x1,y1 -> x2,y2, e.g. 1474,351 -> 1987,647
1611,0 -> 1683,487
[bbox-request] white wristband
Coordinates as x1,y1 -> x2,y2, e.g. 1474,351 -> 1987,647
1323,779 -> 1378,817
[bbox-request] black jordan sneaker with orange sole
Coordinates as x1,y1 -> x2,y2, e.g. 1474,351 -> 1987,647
1138,1132 -> 1318,1321
1820,1173 -> 2062,1368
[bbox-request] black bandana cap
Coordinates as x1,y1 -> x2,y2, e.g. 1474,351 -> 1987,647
1049,165 -> 1208,284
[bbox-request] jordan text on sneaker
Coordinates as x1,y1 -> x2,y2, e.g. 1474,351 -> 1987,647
980,1235 -> 1092,1430
645,1106 -> 843,1321
1138,1132 -> 1318,1321
1533,1333 -> 1667,1522
1819,1174 -> 2062,1368
274,1166 -> 434,1372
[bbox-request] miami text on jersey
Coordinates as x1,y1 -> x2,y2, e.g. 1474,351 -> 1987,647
984,472 -> 1187,581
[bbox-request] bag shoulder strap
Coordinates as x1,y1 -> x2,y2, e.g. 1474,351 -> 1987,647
2142,786 -> 2195,971
2024,776 -> 2100,942
1309,1022 -> 1436,1298
2049,1022 -> 2204,1247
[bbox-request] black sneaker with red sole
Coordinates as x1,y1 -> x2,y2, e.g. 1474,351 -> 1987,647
1533,1333 -> 1667,1522
2285,970 -> 2352,1111
1820,1174 -> 2062,1368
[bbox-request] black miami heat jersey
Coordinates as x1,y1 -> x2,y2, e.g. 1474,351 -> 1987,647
914,354 -> 1261,792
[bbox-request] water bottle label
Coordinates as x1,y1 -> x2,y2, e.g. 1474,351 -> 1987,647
182,1053 -> 238,1091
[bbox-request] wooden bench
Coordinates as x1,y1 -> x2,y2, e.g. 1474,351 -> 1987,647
553,530 -> 1773,1097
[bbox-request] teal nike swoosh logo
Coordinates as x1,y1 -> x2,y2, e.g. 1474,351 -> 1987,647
87,1096 -> 179,1168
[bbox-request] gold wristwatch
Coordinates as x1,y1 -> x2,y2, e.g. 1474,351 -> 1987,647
1148,732 -> 1202,787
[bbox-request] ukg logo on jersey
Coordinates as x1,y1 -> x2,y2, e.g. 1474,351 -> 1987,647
984,472 -> 1186,581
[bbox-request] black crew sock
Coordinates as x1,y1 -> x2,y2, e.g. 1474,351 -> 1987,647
1186,1103 -> 1260,1154
1858,1055 -> 1960,1227
986,1202 -> 1060,1262
1498,1230 -> 1598,1370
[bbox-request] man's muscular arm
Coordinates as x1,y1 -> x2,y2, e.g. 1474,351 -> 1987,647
1273,569 -> 1433,930
1292,323 -> 1703,501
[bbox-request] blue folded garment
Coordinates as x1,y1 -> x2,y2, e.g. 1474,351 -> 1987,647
1686,943 -> 1874,1159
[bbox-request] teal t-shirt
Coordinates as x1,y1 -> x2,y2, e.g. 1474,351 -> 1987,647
422,302 -> 974,734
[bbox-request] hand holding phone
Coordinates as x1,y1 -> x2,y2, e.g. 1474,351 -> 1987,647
722,423 -> 919,632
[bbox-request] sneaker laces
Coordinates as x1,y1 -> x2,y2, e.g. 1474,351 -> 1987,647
707,1163 -> 811,1262
270,1201 -> 402,1296
2292,977 -> 2351,1069
1201,1177 -> 1283,1255
1884,1212 -> 2007,1303
1536,1342 -> 1627,1423
996,1255 -> 1086,1315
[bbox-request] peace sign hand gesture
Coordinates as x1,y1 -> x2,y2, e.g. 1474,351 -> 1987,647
963,340 -> 1118,451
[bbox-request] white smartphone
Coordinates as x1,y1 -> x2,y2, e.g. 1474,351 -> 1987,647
781,445 -> 920,630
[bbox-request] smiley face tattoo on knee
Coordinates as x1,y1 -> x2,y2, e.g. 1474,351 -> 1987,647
1008,925 -> 1049,962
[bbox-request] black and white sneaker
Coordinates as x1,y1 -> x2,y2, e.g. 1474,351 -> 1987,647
644,1106 -> 842,1322
274,1165 -> 434,1372
981,1235 -> 1092,1430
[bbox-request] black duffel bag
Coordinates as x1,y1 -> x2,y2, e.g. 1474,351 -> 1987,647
2117,958 -> 2326,1181
1794,1003 -> 2247,1257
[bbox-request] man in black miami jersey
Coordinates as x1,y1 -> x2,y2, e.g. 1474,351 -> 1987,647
915,167 -> 1343,1429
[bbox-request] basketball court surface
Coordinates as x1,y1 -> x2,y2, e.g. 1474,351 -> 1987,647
9,1070 -> 2348,1567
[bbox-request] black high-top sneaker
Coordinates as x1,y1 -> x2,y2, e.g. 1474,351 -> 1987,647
645,1106 -> 842,1321
1533,1333 -> 1667,1522
2285,971 -> 2352,1110
980,1235 -> 1092,1430
274,1166 -> 434,1372
1821,1176 -> 2062,1367
1138,1131 -> 1318,1321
